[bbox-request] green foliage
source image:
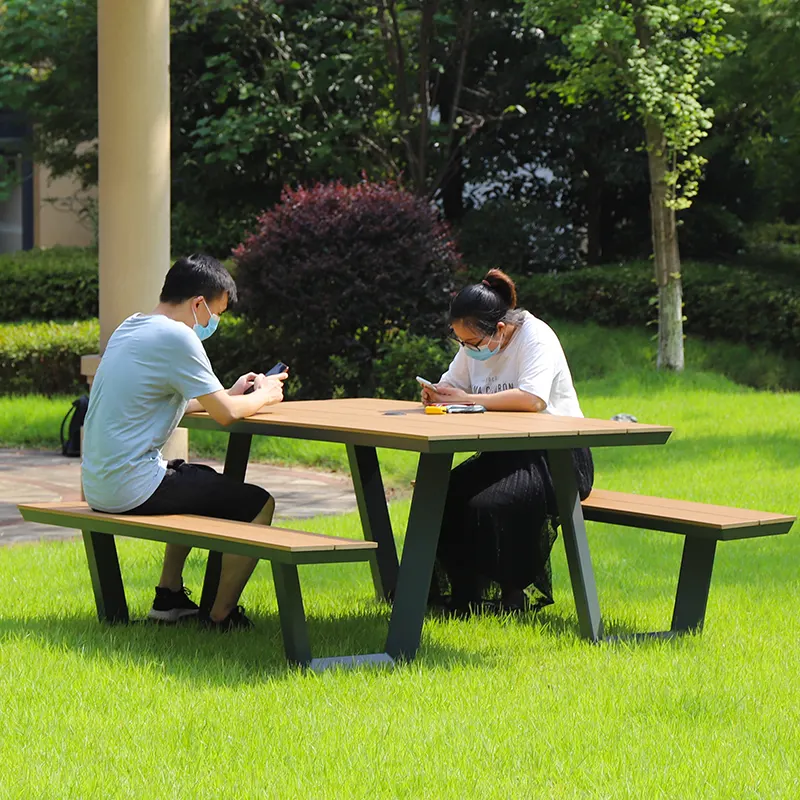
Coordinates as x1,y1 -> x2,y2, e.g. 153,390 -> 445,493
457,196 -> 583,276
233,181 -> 460,399
0,319 -> 98,395
518,261 -> 800,363
0,247 -> 98,321
523,0 -> 738,210
711,0 -> 800,222
372,330 -> 458,402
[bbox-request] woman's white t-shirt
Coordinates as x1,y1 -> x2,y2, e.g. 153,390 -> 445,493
439,311 -> 583,417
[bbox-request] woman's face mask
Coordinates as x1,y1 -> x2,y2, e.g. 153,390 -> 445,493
192,298 -> 219,341
464,333 -> 503,361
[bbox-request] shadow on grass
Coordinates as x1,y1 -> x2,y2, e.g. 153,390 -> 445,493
0,605 -> 488,684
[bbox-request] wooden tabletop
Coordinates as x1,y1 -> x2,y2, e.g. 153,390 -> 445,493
181,398 -> 672,454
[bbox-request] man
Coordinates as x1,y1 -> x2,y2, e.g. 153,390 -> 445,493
82,254 -> 287,630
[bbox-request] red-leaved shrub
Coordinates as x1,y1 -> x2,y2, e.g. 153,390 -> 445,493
233,181 -> 462,398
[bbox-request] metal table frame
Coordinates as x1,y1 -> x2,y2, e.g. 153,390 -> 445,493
181,401 -> 671,662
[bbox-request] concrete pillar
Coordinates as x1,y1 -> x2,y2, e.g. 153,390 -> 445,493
82,0 -> 187,464
98,0 -> 171,346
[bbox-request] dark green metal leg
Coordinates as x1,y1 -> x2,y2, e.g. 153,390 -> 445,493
272,562 -> 312,667
346,444 -> 399,601
671,537 -> 717,632
201,432 -> 253,612
548,449 -> 604,642
222,432 -> 253,482
385,452 -> 453,661
82,530 -> 129,624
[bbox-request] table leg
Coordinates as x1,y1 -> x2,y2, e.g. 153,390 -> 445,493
385,452 -> 453,661
346,444 -> 399,601
671,537 -> 717,632
272,562 -> 313,667
200,432 -> 253,612
82,530 -> 129,623
547,449 -> 604,642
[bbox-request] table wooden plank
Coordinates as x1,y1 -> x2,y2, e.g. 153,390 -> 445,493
183,399 -> 672,448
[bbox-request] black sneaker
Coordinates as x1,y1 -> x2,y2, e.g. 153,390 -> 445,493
147,586 -> 200,623
199,605 -> 254,632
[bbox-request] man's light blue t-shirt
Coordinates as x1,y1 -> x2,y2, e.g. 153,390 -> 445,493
82,314 -> 223,512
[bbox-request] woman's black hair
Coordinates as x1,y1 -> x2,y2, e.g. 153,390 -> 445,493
159,253 -> 238,305
449,269 -> 525,335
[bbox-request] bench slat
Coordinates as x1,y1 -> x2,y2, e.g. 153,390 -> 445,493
582,489 -> 795,538
18,502 -> 377,554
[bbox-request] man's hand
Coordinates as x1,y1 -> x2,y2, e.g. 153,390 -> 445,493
228,372 -> 258,396
197,371 -> 288,426
253,371 -> 287,406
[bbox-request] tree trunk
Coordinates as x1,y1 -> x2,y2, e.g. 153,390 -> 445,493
645,117 -> 684,371
585,166 -> 603,264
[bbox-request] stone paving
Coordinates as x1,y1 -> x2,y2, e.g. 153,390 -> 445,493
0,448 -> 359,546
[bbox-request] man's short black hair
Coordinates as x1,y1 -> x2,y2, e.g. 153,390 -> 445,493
159,254 -> 238,305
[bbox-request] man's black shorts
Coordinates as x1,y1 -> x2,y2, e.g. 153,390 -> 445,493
124,460 -> 271,522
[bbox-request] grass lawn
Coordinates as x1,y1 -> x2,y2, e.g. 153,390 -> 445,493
1,360 -> 800,796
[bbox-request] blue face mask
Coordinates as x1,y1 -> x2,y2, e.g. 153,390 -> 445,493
192,298 -> 219,342
464,329 -> 503,361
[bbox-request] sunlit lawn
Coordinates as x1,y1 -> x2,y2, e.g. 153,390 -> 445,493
1,357 -> 800,797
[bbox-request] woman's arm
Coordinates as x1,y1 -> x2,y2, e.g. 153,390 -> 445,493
433,384 -> 545,412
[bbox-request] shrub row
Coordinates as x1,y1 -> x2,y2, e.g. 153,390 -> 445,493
518,260 -> 800,357
5,313 -> 800,399
0,247 -> 99,322
0,317 -> 456,400
0,320 -> 100,395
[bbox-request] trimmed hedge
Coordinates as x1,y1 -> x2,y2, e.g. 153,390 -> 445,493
6,258 -> 800,396
518,260 -> 800,357
0,320 -> 99,395
0,316 -> 457,400
0,247 -> 99,322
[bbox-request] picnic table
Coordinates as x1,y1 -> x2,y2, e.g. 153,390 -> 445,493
180,398 -> 672,661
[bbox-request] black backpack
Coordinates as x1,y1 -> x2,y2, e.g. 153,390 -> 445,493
60,395 -> 89,457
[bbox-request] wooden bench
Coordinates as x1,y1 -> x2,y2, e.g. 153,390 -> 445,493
581,489 -> 795,638
17,502 -> 381,670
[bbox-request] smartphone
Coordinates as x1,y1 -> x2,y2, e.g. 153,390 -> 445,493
446,404 -> 486,413
416,376 -> 436,390
244,361 -> 288,394
265,361 -> 289,377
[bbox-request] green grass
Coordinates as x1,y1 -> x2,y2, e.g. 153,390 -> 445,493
1,362 -> 800,796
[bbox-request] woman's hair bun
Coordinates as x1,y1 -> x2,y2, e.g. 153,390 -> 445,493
482,269 -> 517,309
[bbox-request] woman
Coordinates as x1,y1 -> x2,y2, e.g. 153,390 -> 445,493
422,269 -> 594,614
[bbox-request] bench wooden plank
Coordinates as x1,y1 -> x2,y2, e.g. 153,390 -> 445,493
18,502 -> 377,553
582,489 -> 794,535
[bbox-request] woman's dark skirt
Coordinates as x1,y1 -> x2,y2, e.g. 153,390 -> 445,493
431,448 -> 594,612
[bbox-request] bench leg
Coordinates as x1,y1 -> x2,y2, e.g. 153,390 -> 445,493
201,432 -> 253,613
671,537 -> 717,633
548,449 -> 604,642
347,444 -> 399,602
200,551 -> 223,614
82,530 -> 129,624
272,562 -> 312,667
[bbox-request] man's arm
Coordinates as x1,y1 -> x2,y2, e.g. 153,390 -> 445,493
194,373 -> 286,426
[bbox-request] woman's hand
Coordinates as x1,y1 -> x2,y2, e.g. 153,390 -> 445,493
228,372 -> 258,396
422,382 -> 470,405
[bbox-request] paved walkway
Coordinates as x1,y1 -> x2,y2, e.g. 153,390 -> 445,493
0,449 -> 359,546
